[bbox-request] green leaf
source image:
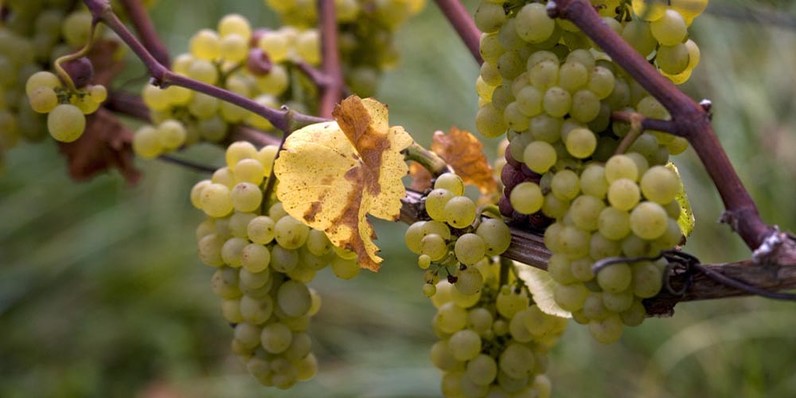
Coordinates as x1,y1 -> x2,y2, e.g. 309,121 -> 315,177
666,162 -> 695,238
515,262 -> 571,319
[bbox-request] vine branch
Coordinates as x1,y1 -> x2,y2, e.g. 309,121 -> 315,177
118,0 -> 169,66
433,0 -> 483,64
317,0 -> 345,118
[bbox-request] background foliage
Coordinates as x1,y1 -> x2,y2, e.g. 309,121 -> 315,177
1,0 -> 795,397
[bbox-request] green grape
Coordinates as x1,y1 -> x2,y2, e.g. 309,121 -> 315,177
588,314 -> 623,344
444,196 -> 477,229
239,268 -> 271,291
497,51 -> 525,81
454,233 -> 487,266
582,292 -> 610,320
234,322 -> 262,350
200,183 -> 234,217
47,103 -> 85,143
270,245 -> 299,273
405,221 -> 427,254
25,71 -> 62,97
632,261 -> 664,298
607,178 -> 641,211
296,30 -> 320,64
466,354 -> 498,386
569,195 -> 605,231
510,182 -> 543,215
241,243 -> 271,272
476,103 -> 507,138
277,280 -> 312,318
435,173 -> 465,196
436,301 -> 468,334
284,332 -> 313,361
580,163 -> 608,199
629,201 -> 668,240
515,85 -> 543,117
190,179 -> 210,209
542,193 -> 570,219
233,158 -> 266,185
596,262 -> 632,293
496,286 -> 530,319
260,322 -> 293,354
198,233 -> 225,266
330,256 -> 360,280
420,233 -> 449,261
190,28 -> 221,60
650,9 -> 688,46
632,0 -> 667,21
620,299 -> 647,327
467,307 -> 494,336
499,343 -> 535,379
430,340 -> 460,371
426,188 -> 454,221
569,89 -> 601,123
523,140 -> 557,174
157,119 -> 187,150
448,329 -> 482,361
504,101 -> 530,131
515,3 -> 555,44
553,281 -> 588,312
474,2 -> 506,34
598,206 -> 631,240
529,60 -> 559,91
62,10 -> 92,47
605,154 -> 639,182
479,33 -> 504,63
551,170 -> 580,201
558,61 -> 588,93
640,165 -> 680,204
274,216 -> 310,249
621,20 -> 656,56
564,126 -> 597,158
211,267 -> 242,299
220,33 -> 249,63
231,182 -> 263,213
221,237 -> 248,267
248,215 -> 275,244
475,217 -> 512,255
218,14 -> 252,40
27,86 -> 58,113
587,66 -> 615,99
454,266 -> 484,296
548,253 -> 577,284
542,86 -> 571,118
656,43 -> 690,75
258,30 -> 290,62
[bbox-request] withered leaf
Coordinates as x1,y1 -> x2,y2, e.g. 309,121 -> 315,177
431,127 -> 497,194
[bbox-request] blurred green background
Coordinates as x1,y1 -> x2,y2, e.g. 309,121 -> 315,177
1,0 -> 796,397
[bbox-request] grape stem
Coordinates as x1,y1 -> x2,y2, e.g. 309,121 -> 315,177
317,0 -> 345,118
403,142 -> 452,178
82,0 -> 329,134
54,17 -> 99,92
433,0 -> 484,64
119,0 -> 170,66
612,111 -> 643,155
549,0 -> 773,251
611,111 -> 677,136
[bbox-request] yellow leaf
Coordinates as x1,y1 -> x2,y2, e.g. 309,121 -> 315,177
515,262 -> 571,319
274,96 -> 414,271
666,162 -> 695,238
431,128 -> 498,195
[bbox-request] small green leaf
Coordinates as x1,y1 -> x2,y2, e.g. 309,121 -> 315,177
666,162 -> 695,238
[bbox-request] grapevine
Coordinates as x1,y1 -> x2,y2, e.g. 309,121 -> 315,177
1,0 -> 796,397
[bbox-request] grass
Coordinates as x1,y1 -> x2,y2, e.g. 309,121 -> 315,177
1,0 -> 796,397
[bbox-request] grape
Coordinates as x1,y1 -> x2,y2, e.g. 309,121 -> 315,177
569,195 -> 605,231
200,183 -> 234,217
454,266 -> 484,296
277,280 -> 312,317
231,182 -> 263,213
499,343 -> 535,379
444,196 -> 477,229
448,329 -> 482,361
476,103 -> 508,138
248,216 -> 276,244
190,29 -> 222,60
588,314 -> 623,344
640,166 -> 680,204
466,354 -> 498,386
475,217 -> 512,255
436,302 -> 468,334
474,2 -> 506,34
510,182 -> 543,215
274,216 -> 310,249
629,201 -> 668,240
622,20 -> 656,56
607,179 -> 641,211
47,104 -> 85,143
551,170 -> 580,201
425,188 -> 453,221
598,206 -> 631,240
596,262 -> 632,293
27,86 -> 58,113
198,233 -> 225,266
580,164 -> 608,199
435,173 -> 465,196
241,243 -> 271,272
454,233 -> 487,266
542,86 -> 571,118
270,245 -> 299,273
632,261 -> 664,298
261,322 -> 293,354
515,3 -> 555,44
218,14 -> 252,40
331,256 -> 360,280
523,140 -> 557,174
650,9 -> 688,46
656,43 -> 690,75
564,127 -> 597,158
221,237 -> 248,267
420,233 -> 448,262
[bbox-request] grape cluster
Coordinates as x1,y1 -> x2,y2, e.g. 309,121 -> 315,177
474,0 -> 705,342
264,0 -> 427,96
405,173 -> 512,297
1,2 -> 119,163
428,264 -> 566,398
191,141 -> 360,389
134,13 -> 320,158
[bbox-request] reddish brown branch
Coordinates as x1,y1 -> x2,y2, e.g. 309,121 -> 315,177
611,111 -> 679,136
433,0 -> 483,65
317,0 -> 344,117
119,0 -> 170,66
551,0 -> 773,250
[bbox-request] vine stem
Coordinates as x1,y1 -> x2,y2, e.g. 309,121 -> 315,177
118,0 -> 169,66
317,0 -> 345,118
550,0 -> 772,250
433,0 -> 484,64
82,0 -> 329,135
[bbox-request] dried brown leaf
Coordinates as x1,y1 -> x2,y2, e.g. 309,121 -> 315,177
431,127 -> 497,194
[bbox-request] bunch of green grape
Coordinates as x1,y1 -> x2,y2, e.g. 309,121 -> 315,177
0,1 -> 120,166
473,0 -> 705,342
191,141 -> 361,389
405,173 -> 512,297
134,13 -> 320,158
427,262 -> 566,397
264,0 -> 427,96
